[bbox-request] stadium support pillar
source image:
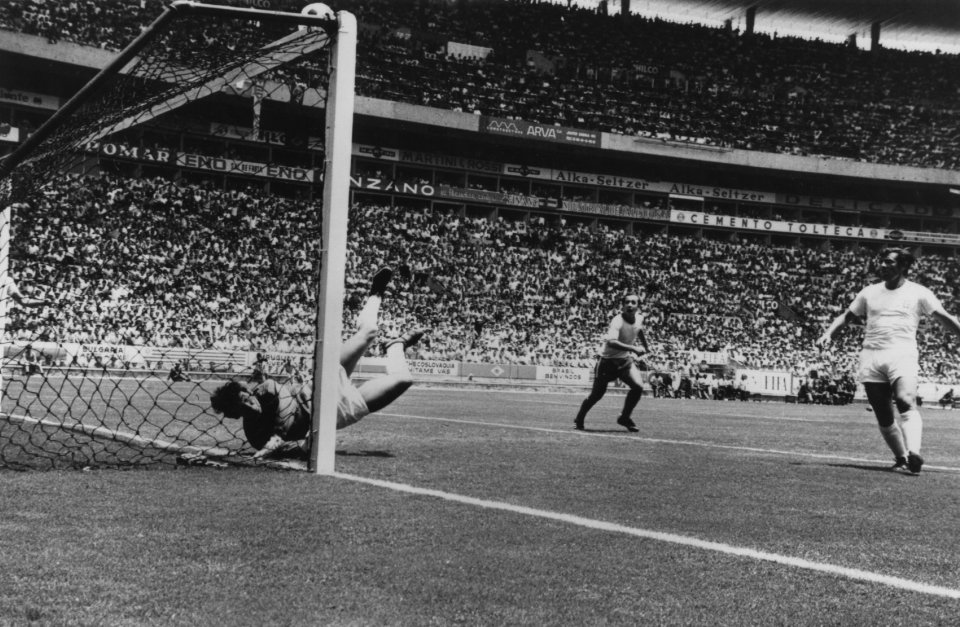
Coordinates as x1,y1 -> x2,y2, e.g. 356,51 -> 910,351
871,22 -> 882,51
622,0 -> 631,17
745,6 -> 756,35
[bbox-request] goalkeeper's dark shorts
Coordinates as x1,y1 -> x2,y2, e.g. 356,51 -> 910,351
594,356 -> 636,383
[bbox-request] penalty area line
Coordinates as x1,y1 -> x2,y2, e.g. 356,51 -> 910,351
333,471 -> 960,600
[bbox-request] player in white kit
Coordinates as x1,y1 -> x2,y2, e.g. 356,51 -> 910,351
817,248 -> 960,474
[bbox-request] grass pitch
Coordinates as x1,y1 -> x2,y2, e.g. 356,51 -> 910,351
4,387 -> 960,625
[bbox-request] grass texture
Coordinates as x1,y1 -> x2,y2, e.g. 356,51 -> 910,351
4,388 -> 960,625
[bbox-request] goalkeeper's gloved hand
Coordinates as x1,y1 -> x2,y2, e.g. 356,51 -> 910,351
253,434 -> 284,458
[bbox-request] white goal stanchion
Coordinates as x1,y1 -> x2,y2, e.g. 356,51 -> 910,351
310,11 -> 357,475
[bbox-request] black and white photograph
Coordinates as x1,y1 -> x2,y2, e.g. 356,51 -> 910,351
2,0 -> 960,623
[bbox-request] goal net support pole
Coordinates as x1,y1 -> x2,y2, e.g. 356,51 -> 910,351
310,11 -> 357,475
0,204 -> 8,413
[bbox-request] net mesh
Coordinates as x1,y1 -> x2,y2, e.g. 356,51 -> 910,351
1,6 -> 337,470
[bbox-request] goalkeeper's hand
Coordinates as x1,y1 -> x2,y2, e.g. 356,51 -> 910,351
253,434 -> 284,458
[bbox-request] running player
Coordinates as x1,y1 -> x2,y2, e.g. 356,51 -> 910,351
210,267 -> 425,457
574,292 -> 650,432
817,248 -> 960,474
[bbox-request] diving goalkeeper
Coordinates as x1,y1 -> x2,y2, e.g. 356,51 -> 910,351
209,267 -> 425,457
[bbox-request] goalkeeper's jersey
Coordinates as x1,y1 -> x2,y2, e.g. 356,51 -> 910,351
243,379 -> 310,449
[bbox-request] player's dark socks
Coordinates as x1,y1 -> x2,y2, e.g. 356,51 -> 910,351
369,266 -> 394,297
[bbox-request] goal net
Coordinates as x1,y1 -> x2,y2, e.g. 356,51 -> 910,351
0,2 -> 356,471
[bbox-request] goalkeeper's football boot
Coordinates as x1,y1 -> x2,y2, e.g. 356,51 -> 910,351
617,416 -> 639,432
907,452 -> 924,475
369,266 -> 394,297
383,328 -> 428,351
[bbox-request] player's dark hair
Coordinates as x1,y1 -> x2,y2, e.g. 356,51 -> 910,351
881,247 -> 915,273
210,380 -> 247,419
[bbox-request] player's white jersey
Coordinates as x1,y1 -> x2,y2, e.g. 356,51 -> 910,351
849,280 -> 941,350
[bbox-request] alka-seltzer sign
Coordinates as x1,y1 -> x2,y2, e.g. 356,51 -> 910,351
480,116 -> 601,147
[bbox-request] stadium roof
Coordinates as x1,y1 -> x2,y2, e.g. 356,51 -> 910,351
583,0 -> 960,53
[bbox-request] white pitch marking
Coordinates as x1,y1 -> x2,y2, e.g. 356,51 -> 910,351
377,411 -> 960,473
333,471 -> 960,600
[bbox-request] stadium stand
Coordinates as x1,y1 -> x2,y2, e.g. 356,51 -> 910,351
2,0 -> 959,394
7,173 -> 960,389
2,0 -> 960,168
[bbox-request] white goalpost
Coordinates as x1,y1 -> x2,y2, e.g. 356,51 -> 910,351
310,9 -> 357,475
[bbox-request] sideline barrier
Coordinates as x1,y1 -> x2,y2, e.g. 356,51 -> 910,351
8,344 -> 960,403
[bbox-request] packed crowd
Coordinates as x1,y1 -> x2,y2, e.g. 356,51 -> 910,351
2,0 -> 960,169
7,174 -> 960,386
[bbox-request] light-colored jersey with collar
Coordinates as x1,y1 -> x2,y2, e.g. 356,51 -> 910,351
849,280 -> 940,350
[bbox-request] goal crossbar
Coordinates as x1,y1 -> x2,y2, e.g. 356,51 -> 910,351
81,27 -> 333,146
0,2 -> 337,179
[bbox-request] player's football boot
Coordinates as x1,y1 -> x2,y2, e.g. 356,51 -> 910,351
890,457 -> 911,474
383,328 -> 428,351
617,416 -> 639,432
907,452 -> 924,474
574,418 -> 584,431
369,266 -> 394,297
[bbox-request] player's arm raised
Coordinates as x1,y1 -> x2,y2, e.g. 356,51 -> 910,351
817,310 -> 861,347
931,307 -> 960,340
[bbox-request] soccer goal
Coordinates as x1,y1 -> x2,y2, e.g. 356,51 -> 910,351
0,1 -> 356,473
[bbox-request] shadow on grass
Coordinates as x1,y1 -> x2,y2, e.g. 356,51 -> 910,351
824,462 -> 918,475
336,450 -> 394,458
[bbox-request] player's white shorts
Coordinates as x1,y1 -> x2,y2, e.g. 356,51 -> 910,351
337,365 -> 369,429
858,347 -> 920,384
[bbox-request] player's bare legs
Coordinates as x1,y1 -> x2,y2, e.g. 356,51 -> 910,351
359,330 -> 424,413
340,297 -> 380,376
341,267 -> 392,376
617,366 -> 645,431
890,374 -> 924,472
863,381 -> 909,469
575,376 -> 609,430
